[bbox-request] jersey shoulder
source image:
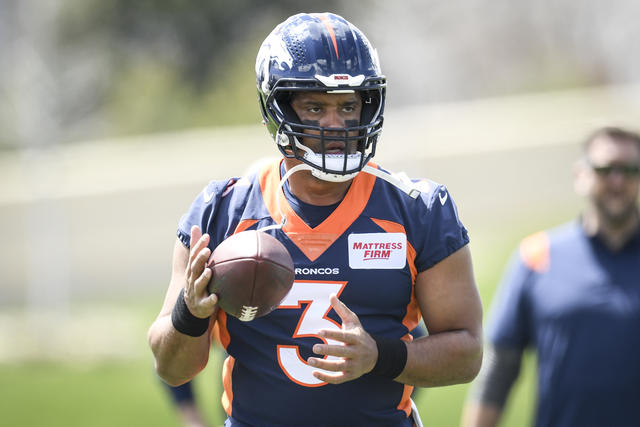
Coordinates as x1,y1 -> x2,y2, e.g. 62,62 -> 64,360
176,173 -> 263,248
371,166 -> 469,271
518,221 -> 582,273
372,166 -> 449,210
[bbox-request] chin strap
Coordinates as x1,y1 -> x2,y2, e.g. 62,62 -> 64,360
256,162 -> 421,233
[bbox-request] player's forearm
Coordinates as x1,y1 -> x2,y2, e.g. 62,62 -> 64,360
148,315 -> 212,386
395,329 -> 482,387
461,344 -> 521,426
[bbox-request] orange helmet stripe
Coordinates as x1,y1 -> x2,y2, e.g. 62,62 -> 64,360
318,14 -> 339,59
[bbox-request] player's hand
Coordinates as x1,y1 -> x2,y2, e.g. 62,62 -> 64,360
307,294 -> 378,384
183,225 -> 218,318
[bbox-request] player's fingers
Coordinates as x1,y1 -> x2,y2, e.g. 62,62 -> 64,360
193,235 -> 210,262
188,226 -> 202,263
194,246 -> 212,271
193,267 -> 212,294
313,342 -> 352,358
202,291 -> 218,309
318,328 -> 358,345
307,357 -> 346,372
188,246 -> 211,287
329,293 -> 359,327
311,369 -> 350,384
189,227 -> 209,263
190,225 -> 202,248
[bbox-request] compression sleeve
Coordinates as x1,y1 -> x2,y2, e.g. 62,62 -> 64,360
165,381 -> 195,404
466,343 -> 522,409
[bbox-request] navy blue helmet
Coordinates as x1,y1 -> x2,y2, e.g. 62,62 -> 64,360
256,13 -> 386,181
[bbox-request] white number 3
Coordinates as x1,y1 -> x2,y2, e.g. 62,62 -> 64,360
277,280 -> 346,387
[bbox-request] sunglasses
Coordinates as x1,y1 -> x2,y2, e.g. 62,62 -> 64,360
591,163 -> 640,177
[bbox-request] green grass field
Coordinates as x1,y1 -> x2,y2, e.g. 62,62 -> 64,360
0,354 -> 536,427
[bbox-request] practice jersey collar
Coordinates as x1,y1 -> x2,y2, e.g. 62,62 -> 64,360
259,159 -> 377,261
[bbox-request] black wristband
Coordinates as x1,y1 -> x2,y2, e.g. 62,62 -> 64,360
171,288 -> 210,337
370,335 -> 408,379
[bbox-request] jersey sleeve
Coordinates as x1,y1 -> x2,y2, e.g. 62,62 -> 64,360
486,249 -> 534,350
176,179 -> 236,248
413,184 -> 470,272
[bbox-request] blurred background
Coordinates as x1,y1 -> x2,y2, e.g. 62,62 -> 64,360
1,0 -> 639,425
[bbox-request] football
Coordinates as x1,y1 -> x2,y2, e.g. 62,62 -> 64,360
207,230 -> 295,321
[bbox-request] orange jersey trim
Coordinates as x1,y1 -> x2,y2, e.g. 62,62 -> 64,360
233,219 -> 259,234
221,355 -> 235,417
216,310 -> 231,349
397,384 -> 414,417
259,160 -> 377,261
368,218 -> 420,418
370,217 -> 422,332
370,218 -> 418,282
519,231 -> 550,272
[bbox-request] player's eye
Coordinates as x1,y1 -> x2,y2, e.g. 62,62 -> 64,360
591,163 -> 640,177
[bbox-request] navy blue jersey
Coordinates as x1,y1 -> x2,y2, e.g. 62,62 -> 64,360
177,160 -> 469,426
488,221 -> 640,427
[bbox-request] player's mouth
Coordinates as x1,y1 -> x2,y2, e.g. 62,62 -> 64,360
323,142 -> 346,154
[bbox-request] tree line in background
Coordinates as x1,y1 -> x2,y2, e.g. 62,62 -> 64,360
0,0 -> 343,148
1,0 -> 638,149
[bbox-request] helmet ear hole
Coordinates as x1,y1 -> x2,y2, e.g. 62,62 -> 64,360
274,92 -> 301,124
360,90 -> 381,125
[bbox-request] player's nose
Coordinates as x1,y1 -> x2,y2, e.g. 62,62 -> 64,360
606,170 -> 628,188
319,108 -> 344,129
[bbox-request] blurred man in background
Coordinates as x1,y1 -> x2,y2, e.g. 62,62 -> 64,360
462,127 -> 640,427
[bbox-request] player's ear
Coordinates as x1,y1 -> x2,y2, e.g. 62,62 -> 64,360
573,158 -> 591,196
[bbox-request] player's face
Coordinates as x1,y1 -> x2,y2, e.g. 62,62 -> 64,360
584,136 -> 640,225
289,91 -> 362,154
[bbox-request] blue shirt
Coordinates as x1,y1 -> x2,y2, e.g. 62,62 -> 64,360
488,220 -> 640,427
177,160 -> 469,426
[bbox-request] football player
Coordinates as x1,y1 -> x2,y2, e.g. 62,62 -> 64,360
149,12 -> 483,426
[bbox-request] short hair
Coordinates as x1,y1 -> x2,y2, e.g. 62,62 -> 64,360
582,126 -> 640,154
